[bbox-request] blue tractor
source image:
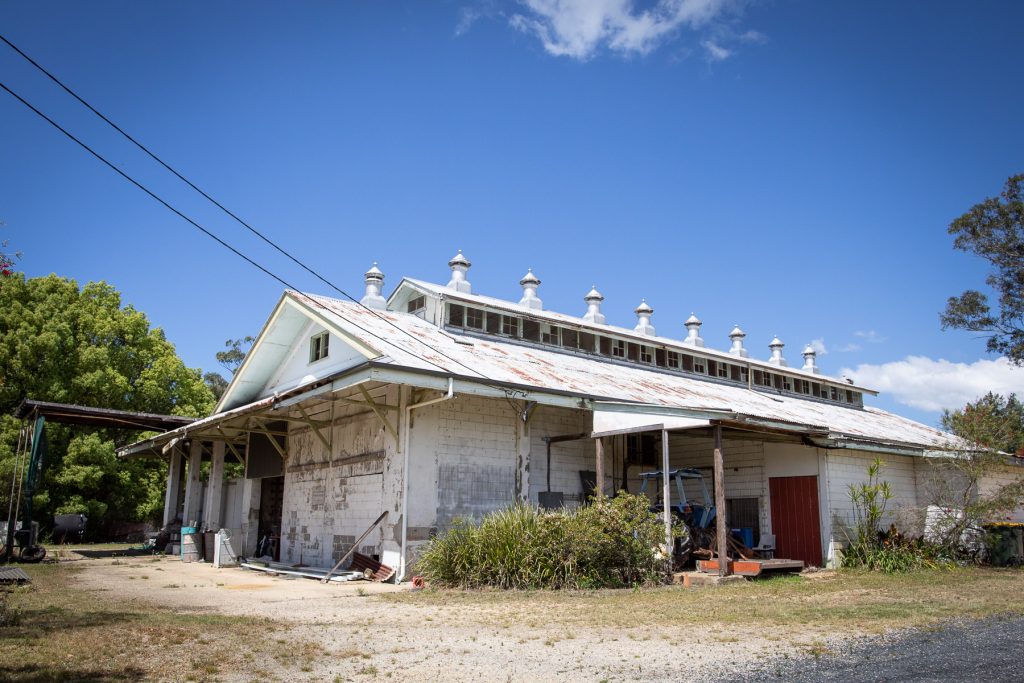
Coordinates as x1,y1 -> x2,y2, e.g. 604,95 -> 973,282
638,468 -> 717,567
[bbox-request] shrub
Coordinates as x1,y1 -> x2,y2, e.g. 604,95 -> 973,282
415,493 -> 670,589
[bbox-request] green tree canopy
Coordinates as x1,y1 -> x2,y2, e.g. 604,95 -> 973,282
0,273 -> 214,537
941,173 -> 1024,364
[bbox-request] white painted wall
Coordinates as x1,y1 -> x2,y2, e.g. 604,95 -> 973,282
825,449 -> 921,545
262,320 -> 366,398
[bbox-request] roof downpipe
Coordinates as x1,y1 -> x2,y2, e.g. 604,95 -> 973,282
519,269 -> 543,310
634,300 -> 656,336
447,250 -> 471,293
359,262 -> 387,310
582,286 -> 605,324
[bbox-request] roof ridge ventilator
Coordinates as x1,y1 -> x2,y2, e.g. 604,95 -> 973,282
359,262 -> 387,310
582,286 -> 605,324
518,269 -> 543,310
633,299 -> 655,336
446,250 -> 471,293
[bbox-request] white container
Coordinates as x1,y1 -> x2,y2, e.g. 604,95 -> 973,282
213,529 -> 239,568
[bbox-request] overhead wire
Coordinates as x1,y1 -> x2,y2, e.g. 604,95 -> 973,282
0,35 -> 517,393
0,77 -> 514,396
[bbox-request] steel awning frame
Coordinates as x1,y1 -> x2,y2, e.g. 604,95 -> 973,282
118,360 -> 598,459
587,399 -> 975,457
119,358 -> 975,461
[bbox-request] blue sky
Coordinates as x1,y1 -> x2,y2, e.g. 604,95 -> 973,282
2,1 -> 1022,425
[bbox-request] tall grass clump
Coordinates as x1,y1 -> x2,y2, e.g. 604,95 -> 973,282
415,493 -> 669,589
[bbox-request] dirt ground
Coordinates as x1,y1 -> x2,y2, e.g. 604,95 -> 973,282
66,553 -> 817,682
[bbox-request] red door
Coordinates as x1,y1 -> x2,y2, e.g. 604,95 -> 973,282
769,475 -> 823,567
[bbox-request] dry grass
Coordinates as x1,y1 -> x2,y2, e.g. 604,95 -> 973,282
0,562 -> 301,682
384,568 -> 1024,636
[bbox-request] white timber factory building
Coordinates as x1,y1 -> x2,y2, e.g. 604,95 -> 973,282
121,251 -> 1022,579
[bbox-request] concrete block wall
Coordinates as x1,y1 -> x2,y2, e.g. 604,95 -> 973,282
280,391 -> 395,569
434,394 -> 518,527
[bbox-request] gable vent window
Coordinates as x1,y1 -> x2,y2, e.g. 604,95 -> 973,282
667,351 -> 680,369
541,323 -> 558,345
730,365 -> 748,383
309,331 -> 330,363
692,356 -> 707,375
407,295 -> 426,316
579,331 -> 596,352
561,328 -> 579,349
639,345 -> 653,364
486,311 -> 501,334
522,319 -> 540,341
611,339 -> 626,358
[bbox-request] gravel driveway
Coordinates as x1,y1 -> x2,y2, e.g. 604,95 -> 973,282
742,615 -> 1024,682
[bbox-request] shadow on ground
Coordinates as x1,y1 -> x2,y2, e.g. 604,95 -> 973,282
0,665 -> 145,682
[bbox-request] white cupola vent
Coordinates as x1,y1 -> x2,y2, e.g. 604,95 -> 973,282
768,336 -> 787,366
802,344 -> 819,374
582,286 -> 605,324
447,250 -> 472,293
360,262 -> 387,310
683,313 -> 704,347
728,325 -> 748,357
519,269 -> 543,310
634,300 -> 655,336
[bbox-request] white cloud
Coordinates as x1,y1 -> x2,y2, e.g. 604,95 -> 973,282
810,338 -> 828,356
854,330 -> 885,344
836,343 -> 862,353
840,356 -> 1024,413
507,0 -> 745,60
701,39 -> 731,61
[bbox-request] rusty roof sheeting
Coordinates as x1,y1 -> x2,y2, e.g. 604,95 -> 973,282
298,292 -> 961,451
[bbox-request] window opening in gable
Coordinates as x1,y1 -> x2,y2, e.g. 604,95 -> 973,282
486,311 -> 501,334
561,328 -> 579,349
541,324 -> 559,345
692,356 -> 707,374
639,345 -> 653,364
611,339 -> 626,358
309,331 -> 329,363
667,351 -> 680,369
407,295 -> 426,315
730,365 -> 748,383
579,331 -> 595,352
465,307 -> 484,330
502,316 -> 519,337
448,303 -> 465,327
626,342 -> 640,362
717,361 -> 730,379
655,348 -> 666,367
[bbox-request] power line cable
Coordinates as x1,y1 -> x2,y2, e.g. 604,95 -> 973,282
0,33 -> 508,391
0,79 -> 507,393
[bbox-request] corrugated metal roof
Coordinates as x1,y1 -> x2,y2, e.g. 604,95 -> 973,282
297,292 -> 960,451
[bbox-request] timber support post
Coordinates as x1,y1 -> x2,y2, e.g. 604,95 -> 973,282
713,423 -> 729,577
594,437 -> 604,503
661,429 -> 672,577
